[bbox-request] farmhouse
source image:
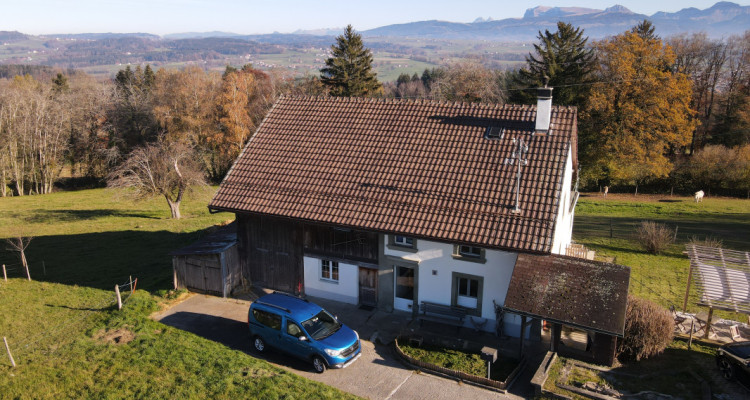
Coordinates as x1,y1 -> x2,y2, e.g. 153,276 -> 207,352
207,91 -> 629,365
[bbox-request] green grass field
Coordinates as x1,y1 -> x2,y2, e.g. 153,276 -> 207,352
1,187 -> 748,398
0,188 -> 357,399
574,193 -> 750,320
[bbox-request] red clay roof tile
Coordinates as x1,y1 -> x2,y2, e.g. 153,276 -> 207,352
210,96 -> 576,253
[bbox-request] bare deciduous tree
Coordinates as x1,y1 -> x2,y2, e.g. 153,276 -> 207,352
5,236 -> 33,280
107,139 -> 205,219
431,62 -> 505,104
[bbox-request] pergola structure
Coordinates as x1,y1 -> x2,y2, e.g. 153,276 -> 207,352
684,244 -> 750,337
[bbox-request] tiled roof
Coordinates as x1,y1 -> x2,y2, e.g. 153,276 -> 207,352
209,96 -> 577,253
504,254 -> 630,336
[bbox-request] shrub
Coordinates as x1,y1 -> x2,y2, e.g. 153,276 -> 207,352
688,235 -> 723,249
617,295 -> 674,362
636,221 -> 675,254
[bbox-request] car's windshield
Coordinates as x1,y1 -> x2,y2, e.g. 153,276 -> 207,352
301,310 -> 341,340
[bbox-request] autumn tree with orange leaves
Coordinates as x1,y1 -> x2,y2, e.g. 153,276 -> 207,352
581,24 -> 697,193
209,66 -> 279,180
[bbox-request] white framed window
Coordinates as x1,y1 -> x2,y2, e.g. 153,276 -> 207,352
451,272 -> 483,316
394,236 -> 414,247
458,245 -> 482,258
452,244 -> 486,263
321,259 -> 339,282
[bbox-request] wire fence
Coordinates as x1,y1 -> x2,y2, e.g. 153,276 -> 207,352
2,277 -> 137,367
573,216 -> 749,251
0,260 -> 47,281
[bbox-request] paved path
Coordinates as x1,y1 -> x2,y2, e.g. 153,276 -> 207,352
154,294 -> 528,400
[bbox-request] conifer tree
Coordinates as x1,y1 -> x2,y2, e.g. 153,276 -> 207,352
321,25 -> 381,97
509,22 -> 595,108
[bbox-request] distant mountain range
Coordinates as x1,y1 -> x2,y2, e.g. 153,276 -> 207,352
29,2 -> 748,42
362,2 -> 750,40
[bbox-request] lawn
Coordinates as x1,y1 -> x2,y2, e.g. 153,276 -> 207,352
0,188 -> 358,399
0,187 -> 230,291
543,341 -> 739,400
573,193 -> 750,321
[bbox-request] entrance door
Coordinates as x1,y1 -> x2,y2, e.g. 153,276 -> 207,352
393,265 -> 415,311
359,267 -> 378,307
184,256 -> 223,296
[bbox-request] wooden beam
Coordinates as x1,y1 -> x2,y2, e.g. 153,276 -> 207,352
551,323 -> 562,353
519,315 -> 526,359
703,307 -> 714,339
683,259 -> 693,312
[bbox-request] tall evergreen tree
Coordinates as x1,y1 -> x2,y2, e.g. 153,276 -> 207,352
509,22 -> 595,108
632,20 -> 658,41
51,72 -> 69,93
320,25 -> 381,97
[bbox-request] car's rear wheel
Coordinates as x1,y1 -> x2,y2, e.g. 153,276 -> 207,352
253,336 -> 266,353
312,356 -> 327,373
718,357 -> 736,380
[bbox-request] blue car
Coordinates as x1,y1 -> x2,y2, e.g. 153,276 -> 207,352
248,292 -> 361,373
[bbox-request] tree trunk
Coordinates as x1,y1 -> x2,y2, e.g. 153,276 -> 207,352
634,183 -> 639,196
20,246 -> 30,281
166,196 -> 181,219
1,168 -> 6,197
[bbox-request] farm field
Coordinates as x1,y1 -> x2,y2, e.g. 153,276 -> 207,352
573,193 -> 750,320
1,188 -> 748,398
0,188 -> 357,399
0,35 -> 529,81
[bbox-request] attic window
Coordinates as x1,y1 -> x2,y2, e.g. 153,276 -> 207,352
485,126 -> 505,139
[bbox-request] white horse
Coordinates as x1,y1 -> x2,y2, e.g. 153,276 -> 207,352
694,190 -> 704,203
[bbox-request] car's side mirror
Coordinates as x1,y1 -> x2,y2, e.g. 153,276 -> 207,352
299,336 -> 308,341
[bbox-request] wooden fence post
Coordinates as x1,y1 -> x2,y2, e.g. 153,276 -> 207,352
129,275 -> 133,292
115,284 -> 122,310
3,337 -> 16,368
2,264 -> 6,282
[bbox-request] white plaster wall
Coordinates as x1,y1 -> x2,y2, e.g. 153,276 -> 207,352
303,256 -> 359,304
551,146 -> 575,255
385,237 -> 524,336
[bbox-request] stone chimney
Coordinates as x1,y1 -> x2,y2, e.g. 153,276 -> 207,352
535,78 -> 553,133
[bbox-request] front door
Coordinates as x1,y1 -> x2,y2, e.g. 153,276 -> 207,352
393,265 -> 415,312
359,267 -> 378,307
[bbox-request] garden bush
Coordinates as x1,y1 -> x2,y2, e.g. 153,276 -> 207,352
636,221 -> 675,254
688,235 -> 723,249
617,295 -> 674,362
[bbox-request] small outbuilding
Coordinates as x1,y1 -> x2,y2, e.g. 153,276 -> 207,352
171,224 -> 241,297
503,253 -> 630,366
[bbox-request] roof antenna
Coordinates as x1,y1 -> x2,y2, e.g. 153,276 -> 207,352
505,137 -> 529,213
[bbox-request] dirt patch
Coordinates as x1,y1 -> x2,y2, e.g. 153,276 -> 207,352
94,326 -> 136,345
150,291 -> 194,319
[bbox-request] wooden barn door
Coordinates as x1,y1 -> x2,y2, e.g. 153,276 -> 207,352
359,267 -> 378,307
185,256 -> 223,296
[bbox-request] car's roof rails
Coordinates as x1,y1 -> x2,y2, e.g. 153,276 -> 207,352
273,290 -> 309,302
254,300 -> 291,314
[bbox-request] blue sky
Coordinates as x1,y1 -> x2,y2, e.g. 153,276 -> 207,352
1,1 -> 746,35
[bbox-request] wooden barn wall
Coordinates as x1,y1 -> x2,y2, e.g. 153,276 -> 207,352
173,253 -> 223,296
303,224 -> 379,264
222,244 -> 241,296
237,213 -> 303,293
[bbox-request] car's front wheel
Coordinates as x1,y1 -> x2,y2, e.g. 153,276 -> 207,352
253,336 -> 266,353
312,355 -> 327,373
718,357 -> 736,380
